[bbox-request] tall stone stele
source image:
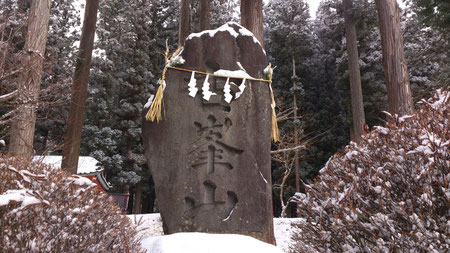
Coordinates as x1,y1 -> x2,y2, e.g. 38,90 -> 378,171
142,23 -> 276,244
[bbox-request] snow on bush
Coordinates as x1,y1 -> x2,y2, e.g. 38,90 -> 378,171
0,156 -> 143,252
292,89 -> 449,252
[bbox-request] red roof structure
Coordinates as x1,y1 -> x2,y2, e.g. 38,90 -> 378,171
34,156 -> 129,211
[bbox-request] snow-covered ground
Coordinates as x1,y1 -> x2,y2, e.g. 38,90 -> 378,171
128,213 -> 303,253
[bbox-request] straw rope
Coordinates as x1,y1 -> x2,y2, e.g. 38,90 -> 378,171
144,44 -> 280,142
167,66 -> 272,83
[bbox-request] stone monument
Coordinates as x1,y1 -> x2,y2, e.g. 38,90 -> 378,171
142,22 -> 275,244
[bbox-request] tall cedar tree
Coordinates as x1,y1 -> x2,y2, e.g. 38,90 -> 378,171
62,0 -> 99,174
375,0 -> 413,115
34,0 -> 81,154
241,0 -> 264,47
179,0 -> 191,46
343,0 -> 366,140
0,0 -> 80,153
199,0 -> 210,30
83,0 -> 179,213
9,0 -> 51,156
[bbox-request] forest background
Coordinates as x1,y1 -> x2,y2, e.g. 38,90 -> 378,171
0,0 -> 448,215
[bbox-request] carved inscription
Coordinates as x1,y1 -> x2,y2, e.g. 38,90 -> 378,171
185,114 -> 243,220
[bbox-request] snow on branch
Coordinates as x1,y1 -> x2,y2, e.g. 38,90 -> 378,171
291,89 -> 450,252
0,189 -> 43,208
0,90 -> 18,103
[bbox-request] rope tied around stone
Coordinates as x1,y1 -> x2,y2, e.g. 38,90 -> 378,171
166,66 -> 272,83
145,44 -> 280,142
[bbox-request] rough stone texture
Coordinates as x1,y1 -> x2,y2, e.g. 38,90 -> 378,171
142,23 -> 275,244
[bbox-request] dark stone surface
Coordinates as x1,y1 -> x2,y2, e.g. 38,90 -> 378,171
142,23 -> 275,244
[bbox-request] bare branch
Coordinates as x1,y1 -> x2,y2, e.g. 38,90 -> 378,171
276,108 -> 295,122
279,166 -> 292,217
271,144 -> 307,154
277,116 -> 298,122
271,157 -> 284,163
0,89 -> 18,103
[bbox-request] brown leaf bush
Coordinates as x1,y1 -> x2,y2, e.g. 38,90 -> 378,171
292,89 -> 449,252
0,156 -> 143,252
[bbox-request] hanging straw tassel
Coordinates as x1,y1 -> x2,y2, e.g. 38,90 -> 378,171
269,83 -> 280,142
145,40 -> 173,123
145,67 -> 167,122
266,63 -> 280,142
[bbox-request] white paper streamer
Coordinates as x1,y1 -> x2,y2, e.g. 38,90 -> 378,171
223,77 -> 232,103
188,71 -> 198,97
202,74 -> 216,101
235,78 -> 246,99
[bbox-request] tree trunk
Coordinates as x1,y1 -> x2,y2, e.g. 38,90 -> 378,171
343,0 -> 366,140
133,182 -> 142,214
292,57 -> 300,193
9,0 -> 51,156
240,0 -> 264,47
61,0 -> 99,174
199,0 -> 210,31
178,0 -> 191,46
375,0 -> 413,116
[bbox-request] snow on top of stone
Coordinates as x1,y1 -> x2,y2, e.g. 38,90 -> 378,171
186,22 -> 239,40
33,155 -> 101,175
186,22 -> 265,54
213,69 -> 254,79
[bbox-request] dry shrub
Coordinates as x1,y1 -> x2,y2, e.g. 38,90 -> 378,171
292,89 -> 449,252
0,156 -> 143,252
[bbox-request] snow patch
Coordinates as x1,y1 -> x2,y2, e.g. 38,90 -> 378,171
130,213 -> 305,253
186,23 -> 239,40
71,176 -> 97,188
186,22 -> 266,54
259,170 -> 268,184
128,213 -> 164,238
140,232 -> 283,253
213,69 -> 254,79
33,155 -> 101,174
236,62 -> 247,72
168,48 -> 185,66
222,207 -> 234,221
273,218 -> 305,253
144,95 -> 155,109
0,189 -> 42,207
374,126 -> 389,135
